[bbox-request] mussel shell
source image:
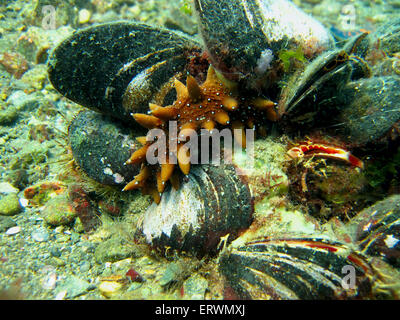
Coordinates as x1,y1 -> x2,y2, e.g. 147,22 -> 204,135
333,76 -> 400,146
278,23 -> 400,145
48,22 -> 201,125
347,195 -> 400,269
278,48 -> 353,126
343,32 -> 371,60
219,237 -> 373,299
367,18 -> 400,56
277,32 -> 376,130
68,109 -> 141,186
193,0 -> 334,83
140,164 -> 254,257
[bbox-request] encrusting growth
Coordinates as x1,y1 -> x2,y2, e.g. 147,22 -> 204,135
123,66 -> 278,203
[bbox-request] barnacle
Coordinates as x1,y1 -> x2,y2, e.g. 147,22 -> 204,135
123,66 -> 278,203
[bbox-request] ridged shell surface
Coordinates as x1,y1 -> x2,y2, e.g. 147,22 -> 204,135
220,237 -> 373,299
48,22 -> 201,125
140,165 -> 254,256
347,195 -> 400,269
68,110 -> 142,186
194,0 -> 334,81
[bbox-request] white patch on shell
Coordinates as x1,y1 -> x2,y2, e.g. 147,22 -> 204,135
256,0 -> 333,50
384,234 -> 400,249
141,178 -> 204,244
103,167 -> 113,176
103,167 -> 125,184
255,48 -> 274,74
113,173 -> 125,184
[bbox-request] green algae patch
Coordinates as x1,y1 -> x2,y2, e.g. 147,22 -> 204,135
0,193 -> 22,216
279,47 -> 306,72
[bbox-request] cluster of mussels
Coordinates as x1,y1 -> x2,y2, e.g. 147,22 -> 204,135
48,0 -> 400,299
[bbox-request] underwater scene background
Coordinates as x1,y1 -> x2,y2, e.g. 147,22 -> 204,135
1,0 -> 400,300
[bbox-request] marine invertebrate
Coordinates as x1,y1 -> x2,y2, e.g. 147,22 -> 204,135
48,13 -> 400,207
68,184 -> 101,233
348,195 -> 400,269
285,140 -> 369,221
194,0 -> 334,85
287,140 -> 363,168
123,65 -> 278,201
139,164 -> 253,257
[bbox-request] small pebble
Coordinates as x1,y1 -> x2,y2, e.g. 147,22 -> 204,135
78,9 -> 92,24
42,273 -> 57,290
54,290 -> 67,300
50,247 -> 62,258
94,236 -> 140,263
5,226 -> 21,235
70,232 -> 80,244
127,282 -> 143,292
50,257 -> 66,267
0,194 -> 22,216
18,198 -> 29,208
79,261 -> 91,273
99,280 -> 124,298
0,182 -> 19,194
40,266 -> 57,290
42,194 -> 76,226
54,226 -> 65,233
32,229 -> 50,242
56,276 -> 92,299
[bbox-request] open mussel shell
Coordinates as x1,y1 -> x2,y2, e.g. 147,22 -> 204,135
219,237 -> 373,299
278,48 -> 354,127
347,195 -> 400,270
332,76 -> 400,146
140,164 -> 254,257
277,32 -> 373,128
277,18 -> 400,137
48,22 -> 201,125
68,109 -> 142,186
193,0 -> 334,85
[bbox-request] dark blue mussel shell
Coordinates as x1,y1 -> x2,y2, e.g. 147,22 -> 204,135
48,22 -> 201,185
279,19 -> 400,147
48,22 -> 201,126
347,194 -> 400,270
334,76 -> 400,146
219,237 -> 373,299
68,109 -> 141,186
193,0 -> 334,87
140,164 -> 254,257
